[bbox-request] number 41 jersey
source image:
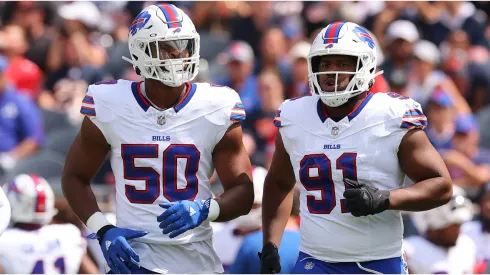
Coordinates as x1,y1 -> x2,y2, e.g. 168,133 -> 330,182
275,92 -> 427,262
80,80 -> 245,245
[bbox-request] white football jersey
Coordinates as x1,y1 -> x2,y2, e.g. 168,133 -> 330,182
275,92 -> 427,262
0,224 -> 86,274
404,235 -> 476,274
80,80 -> 244,246
0,188 -> 10,236
462,221 -> 490,262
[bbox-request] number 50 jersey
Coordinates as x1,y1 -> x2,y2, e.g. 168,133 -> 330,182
275,92 -> 427,262
80,80 -> 245,245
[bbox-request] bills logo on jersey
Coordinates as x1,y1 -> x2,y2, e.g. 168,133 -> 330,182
130,11 -> 151,35
353,26 -> 375,49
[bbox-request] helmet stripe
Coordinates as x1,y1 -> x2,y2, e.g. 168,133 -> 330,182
324,22 -> 345,44
30,174 -> 46,213
158,4 -> 182,29
333,22 -> 345,43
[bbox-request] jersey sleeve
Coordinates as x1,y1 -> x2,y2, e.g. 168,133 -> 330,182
80,86 -> 97,118
399,100 -> 428,130
208,86 -> 247,146
388,96 -> 428,151
273,99 -> 293,128
230,101 -> 246,123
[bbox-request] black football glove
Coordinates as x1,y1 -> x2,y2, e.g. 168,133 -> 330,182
258,243 -> 281,274
343,178 -> 390,217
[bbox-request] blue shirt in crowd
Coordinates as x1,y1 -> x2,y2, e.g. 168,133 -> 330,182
0,86 -> 44,152
215,75 -> 261,115
230,229 -> 300,274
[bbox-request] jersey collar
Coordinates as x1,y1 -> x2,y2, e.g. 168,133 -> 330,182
131,81 -> 197,113
316,92 -> 374,123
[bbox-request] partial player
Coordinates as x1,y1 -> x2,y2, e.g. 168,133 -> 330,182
61,3 -> 254,274
0,174 -> 90,274
0,186 -> 10,236
404,186 -> 476,274
259,21 -> 453,274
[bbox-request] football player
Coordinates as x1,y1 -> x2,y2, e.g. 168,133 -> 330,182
0,187 -> 10,236
259,21 -> 453,274
0,174 -> 89,273
405,186 -> 476,274
61,3 -> 254,274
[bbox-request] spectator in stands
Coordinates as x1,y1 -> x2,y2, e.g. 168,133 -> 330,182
0,55 -> 43,174
3,2 -> 54,73
245,69 -> 284,168
0,25 -> 42,101
425,90 -> 456,150
380,20 -> 419,88
45,1 -> 105,92
230,184 -> 300,274
215,41 -> 261,114
406,40 -> 471,114
287,41 -> 310,98
444,115 -> 490,188
258,27 -> 292,84
415,2 -> 488,47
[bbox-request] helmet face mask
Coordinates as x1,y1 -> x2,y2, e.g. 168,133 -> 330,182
124,4 -> 200,87
308,22 -> 382,107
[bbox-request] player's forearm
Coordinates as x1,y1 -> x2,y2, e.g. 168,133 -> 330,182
214,175 -> 254,222
61,174 -> 101,224
262,177 -> 295,247
389,176 -> 452,211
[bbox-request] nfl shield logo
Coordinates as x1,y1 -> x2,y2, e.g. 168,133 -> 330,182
331,126 -> 339,136
157,115 -> 166,125
305,262 -> 315,270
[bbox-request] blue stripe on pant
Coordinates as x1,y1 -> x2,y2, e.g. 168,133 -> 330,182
292,252 -> 408,274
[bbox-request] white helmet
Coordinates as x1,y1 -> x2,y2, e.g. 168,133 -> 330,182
3,174 -> 57,225
123,4 -> 200,87
420,186 -> 473,232
308,22 -> 383,107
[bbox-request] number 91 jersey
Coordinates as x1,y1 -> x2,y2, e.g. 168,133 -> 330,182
274,92 -> 427,262
80,80 -> 245,245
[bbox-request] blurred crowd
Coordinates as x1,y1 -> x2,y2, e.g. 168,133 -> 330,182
1,1 -> 490,274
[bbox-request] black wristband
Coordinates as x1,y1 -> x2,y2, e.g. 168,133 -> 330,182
96,224 -> 116,244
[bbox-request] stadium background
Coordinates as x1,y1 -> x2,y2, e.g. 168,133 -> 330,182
0,1 -> 490,273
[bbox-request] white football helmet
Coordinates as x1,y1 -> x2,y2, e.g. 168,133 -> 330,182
420,186 -> 473,231
3,174 -> 57,225
308,22 -> 383,107
123,4 -> 200,87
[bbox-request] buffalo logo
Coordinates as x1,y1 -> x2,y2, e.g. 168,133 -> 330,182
130,11 -> 151,36
172,28 -> 182,34
325,44 -> 334,49
353,26 -> 375,49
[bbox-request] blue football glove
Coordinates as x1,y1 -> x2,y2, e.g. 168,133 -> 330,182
88,225 -> 148,274
157,198 -> 211,238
